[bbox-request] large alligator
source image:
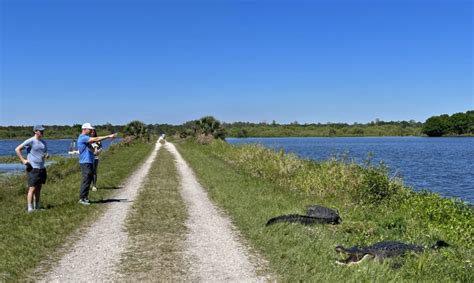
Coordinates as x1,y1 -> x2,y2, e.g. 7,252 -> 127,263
335,240 -> 449,265
266,205 -> 342,226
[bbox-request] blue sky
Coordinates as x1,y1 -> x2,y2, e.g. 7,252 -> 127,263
1,0 -> 472,126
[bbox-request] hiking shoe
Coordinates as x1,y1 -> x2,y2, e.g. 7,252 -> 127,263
91,186 -> 97,192
78,199 -> 90,205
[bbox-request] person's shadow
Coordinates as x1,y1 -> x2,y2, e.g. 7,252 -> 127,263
90,198 -> 132,204
97,186 -> 124,190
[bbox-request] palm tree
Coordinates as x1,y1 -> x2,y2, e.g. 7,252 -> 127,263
124,120 -> 149,140
196,116 -> 225,139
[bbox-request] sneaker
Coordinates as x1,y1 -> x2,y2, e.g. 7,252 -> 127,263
78,199 -> 90,205
91,186 -> 97,192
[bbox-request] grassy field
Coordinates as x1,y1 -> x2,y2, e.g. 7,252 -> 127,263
119,145 -> 188,280
175,140 -> 473,282
0,140 -> 154,281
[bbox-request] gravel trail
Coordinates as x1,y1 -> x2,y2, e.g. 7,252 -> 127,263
42,141 -> 162,282
166,142 -> 267,282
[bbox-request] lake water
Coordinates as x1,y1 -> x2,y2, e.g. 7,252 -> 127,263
227,137 -> 474,203
0,138 -> 120,173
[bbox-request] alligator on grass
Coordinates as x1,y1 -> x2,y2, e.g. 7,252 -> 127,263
335,240 -> 449,265
266,205 -> 342,226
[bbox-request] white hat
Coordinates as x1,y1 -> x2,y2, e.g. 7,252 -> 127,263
81,123 -> 95,130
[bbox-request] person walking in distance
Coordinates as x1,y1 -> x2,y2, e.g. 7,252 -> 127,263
77,123 -> 116,205
15,125 -> 49,212
90,129 -> 103,191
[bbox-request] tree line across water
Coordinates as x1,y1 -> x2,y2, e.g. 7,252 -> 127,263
423,110 -> 474,137
0,110 -> 472,139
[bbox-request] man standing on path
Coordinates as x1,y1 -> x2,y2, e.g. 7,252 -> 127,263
78,123 -> 116,205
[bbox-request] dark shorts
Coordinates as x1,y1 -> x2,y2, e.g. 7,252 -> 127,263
28,168 -> 47,187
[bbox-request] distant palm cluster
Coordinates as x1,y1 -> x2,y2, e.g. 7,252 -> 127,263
178,116 -> 226,143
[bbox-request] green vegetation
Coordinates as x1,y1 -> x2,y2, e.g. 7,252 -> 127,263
423,111 -> 474,137
223,120 -> 423,137
0,155 -> 68,164
179,116 -> 226,141
124,120 -> 150,141
0,156 -> 26,163
2,111 -> 473,139
0,140 -> 154,281
0,124 -> 121,139
175,140 -> 473,281
0,123 -> 180,139
119,146 -> 188,280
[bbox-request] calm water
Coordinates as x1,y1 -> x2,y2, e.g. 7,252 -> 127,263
0,138 -> 120,173
227,137 -> 474,203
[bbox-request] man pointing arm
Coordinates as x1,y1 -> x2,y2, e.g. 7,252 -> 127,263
77,123 -> 116,205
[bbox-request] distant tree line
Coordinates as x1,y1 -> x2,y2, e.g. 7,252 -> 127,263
0,123 -> 121,139
222,119 -> 423,137
1,111 -> 472,139
0,122 -> 186,140
422,111 -> 474,137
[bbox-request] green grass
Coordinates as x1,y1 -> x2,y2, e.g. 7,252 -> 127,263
0,155 -> 69,164
0,141 -> 154,281
119,146 -> 188,280
175,140 -> 473,282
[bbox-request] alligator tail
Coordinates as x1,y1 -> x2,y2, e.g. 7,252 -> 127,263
430,240 -> 449,249
265,214 -> 323,226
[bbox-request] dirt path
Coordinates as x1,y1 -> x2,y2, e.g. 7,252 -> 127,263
42,141 -> 162,282
42,140 -> 268,281
166,142 -> 268,281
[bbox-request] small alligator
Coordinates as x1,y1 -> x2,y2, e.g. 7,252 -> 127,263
335,240 -> 449,265
266,205 -> 342,226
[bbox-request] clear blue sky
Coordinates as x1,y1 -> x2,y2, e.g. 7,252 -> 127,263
1,0 -> 472,126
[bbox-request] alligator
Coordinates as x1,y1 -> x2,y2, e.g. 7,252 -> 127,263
266,205 -> 342,226
335,240 -> 449,265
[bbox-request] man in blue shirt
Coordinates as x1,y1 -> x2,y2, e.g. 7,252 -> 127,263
78,123 -> 116,205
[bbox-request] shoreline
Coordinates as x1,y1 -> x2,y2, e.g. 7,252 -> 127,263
174,140 -> 474,281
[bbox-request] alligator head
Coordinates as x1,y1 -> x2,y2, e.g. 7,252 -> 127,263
335,245 -> 373,265
335,240 -> 444,265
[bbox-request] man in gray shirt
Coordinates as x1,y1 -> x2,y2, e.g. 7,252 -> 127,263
15,125 -> 49,212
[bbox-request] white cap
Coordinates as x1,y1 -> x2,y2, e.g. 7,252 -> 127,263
81,123 -> 95,130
